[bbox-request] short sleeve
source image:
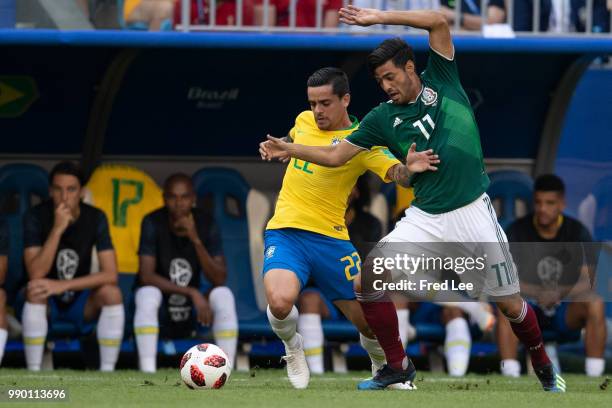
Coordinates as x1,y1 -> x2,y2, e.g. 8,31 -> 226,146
288,126 -> 296,141
23,210 -> 43,248
422,47 -> 461,87
345,109 -> 385,150
138,215 -> 157,256
0,219 -> 8,256
95,212 -> 114,251
361,147 -> 401,182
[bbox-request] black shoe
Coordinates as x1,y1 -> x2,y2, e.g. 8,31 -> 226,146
357,360 -> 417,390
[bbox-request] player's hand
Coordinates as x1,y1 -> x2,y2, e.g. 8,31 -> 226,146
174,214 -> 198,242
405,143 -> 440,173
191,291 -> 213,326
259,140 -> 289,163
261,135 -> 291,162
339,5 -> 383,26
53,202 -> 73,233
28,278 -> 68,299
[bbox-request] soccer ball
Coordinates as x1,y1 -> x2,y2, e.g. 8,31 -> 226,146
180,343 -> 231,390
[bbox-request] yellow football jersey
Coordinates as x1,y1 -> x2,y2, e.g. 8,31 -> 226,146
85,164 -> 163,273
267,111 -> 401,240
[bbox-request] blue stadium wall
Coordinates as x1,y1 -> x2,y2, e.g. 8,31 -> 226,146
0,30 -> 611,162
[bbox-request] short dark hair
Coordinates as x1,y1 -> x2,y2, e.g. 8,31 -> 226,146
49,161 -> 84,186
163,173 -> 193,192
306,67 -> 350,98
534,174 -> 565,195
367,38 -> 415,75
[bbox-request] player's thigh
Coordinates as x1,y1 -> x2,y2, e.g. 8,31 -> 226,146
446,195 -> 521,299
263,229 -> 311,306
366,215 -> 443,290
309,237 -> 359,302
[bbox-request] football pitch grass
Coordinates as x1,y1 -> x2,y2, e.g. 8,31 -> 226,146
0,369 -> 609,407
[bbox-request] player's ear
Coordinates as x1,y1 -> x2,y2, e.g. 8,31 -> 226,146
342,93 -> 350,108
404,60 -> 415,73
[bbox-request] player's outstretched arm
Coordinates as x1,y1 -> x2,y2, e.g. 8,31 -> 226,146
262,136 -> 362,167
339,5 -> 453,59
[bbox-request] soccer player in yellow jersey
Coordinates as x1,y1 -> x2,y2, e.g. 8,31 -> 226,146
259,67 -> 438,389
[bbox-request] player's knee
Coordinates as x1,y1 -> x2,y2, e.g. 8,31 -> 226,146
297,291 -> 322,314
135,286 -> 162,311
496,297 -> 523,320
95,284 -> 123,306
267,291 -> 294,319
209,286 -> 236,313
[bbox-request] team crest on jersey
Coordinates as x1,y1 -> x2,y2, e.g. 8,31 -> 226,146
331,138 -> 341,146
169,258 -> 193,288
56,249 -> 79,280
421,87 -> 438,106
265,246 -> 276,259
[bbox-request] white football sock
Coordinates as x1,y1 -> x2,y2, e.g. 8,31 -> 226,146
0,328 -> 7,365
97,304 -> 125,372
360,333 -> 386,373
298,313 -> 324,374
444,317 -> 471,377
585,357 -> 605,377
501,359 -> 521,377
267,305 -> 300,351
209,286 -> 238,367
134,286 -> 162,373
397,308 -> 409,349
22,302 -> 47,371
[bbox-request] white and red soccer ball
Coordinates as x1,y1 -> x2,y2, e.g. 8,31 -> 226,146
180,343 -> 231,390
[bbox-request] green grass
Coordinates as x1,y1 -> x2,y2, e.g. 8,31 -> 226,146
0,369 -> 609,407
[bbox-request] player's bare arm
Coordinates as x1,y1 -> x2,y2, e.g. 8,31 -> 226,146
339,5 -> 453,59
263,136 -> 361,167
176,214 -> 227,286
27,249 -> 118,299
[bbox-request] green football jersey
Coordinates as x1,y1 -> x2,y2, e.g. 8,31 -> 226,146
346,48 -> 490,214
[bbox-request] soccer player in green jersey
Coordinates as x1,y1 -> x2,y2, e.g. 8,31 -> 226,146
261,6 -> 565,392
